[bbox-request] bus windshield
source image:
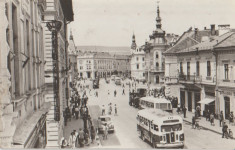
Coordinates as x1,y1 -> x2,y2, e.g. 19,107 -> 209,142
161,124 -> 182,132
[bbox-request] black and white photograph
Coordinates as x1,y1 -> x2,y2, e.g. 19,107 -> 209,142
0,0 -> 235,149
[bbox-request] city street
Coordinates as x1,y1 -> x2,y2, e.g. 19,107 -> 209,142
84,78 -> 235,149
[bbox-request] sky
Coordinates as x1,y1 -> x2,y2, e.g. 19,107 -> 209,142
69,0 -> 235,47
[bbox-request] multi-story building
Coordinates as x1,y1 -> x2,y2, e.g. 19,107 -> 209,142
114,54 -> 131,77
0,0 -> 50,148
77,52 -> 95,79
77,51 -> 115,79
163,26 -> 217,98
130,34 -> 146,81
43,0 -> 73,148
68,31 -> 78,83
94,52 -> 115,78
213,31 -> 235,119
164,24 -> 234,117
144,4 -> 177,87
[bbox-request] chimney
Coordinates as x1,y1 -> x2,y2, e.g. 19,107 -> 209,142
211,24 -> 216,36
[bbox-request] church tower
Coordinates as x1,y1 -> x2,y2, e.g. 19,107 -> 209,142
131,33 -> 137,50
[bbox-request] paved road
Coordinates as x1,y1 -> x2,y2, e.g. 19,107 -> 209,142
86,78 -> 235,149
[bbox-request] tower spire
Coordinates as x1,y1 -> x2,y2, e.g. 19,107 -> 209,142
156,1 -> 162,29
131,33 -> 137,50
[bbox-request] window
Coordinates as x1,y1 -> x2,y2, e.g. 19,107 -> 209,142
156,53 -> 158,58
224,64 -> 229,80
142,57 -> 144,61
156,62 -> 159,67
137,64 -> 139,69
143,73 -> 145,77
187,62 -> 190,76
136,57 -> 139,61
196,61 -> 200,76
180,62 -> 183,74
207,61 -> 211,76
142,63 -> 145,68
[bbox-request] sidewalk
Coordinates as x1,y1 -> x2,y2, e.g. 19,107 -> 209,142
173,108 -> 235,139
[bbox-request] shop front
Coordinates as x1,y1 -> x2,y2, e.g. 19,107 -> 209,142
13,102 -> 51,148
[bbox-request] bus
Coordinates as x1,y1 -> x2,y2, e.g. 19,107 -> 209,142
139,97 -> 173,113
129,86 -> 148,108
137,108 -> 184,148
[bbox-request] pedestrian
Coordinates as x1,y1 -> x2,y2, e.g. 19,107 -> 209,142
206,109 -> 210,121
108,90 -> 110,95
114,104 -> 117,116
103,124 -> 108,140
96,91 -> 99,97
210,113 -> 215,126
177,104 -> 181,114
60,137 -> 68,149
75,106 -> 79,119
78,128 -> 84,147
222,121 -> 228,138
84,129 -> 90,146
114,90 -> 117,97
192,116 -> 196,129
182,105 -> 187,118
122,88 -> 125,95
196,105 -> 201,117
109,104 -> 112,115
219,111 -> 224,127
90,126 -> 96,143
68,132 -> 76,149
229,111 -> 234,124
102,105 -> 105,115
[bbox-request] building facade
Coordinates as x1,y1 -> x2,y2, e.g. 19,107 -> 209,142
0,0 -> 51,148
144,4 -> 170,87
130,34 -> 146,81
43,0 -> 73,148
214,32 -> 235,119
114,54 -> 131,77
77,52 -> 95,79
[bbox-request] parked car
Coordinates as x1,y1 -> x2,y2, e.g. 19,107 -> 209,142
97,115 -> 114,133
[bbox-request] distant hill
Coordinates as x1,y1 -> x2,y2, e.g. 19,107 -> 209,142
76,46 -> 131,55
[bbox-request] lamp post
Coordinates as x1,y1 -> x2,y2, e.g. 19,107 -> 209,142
46,20 -> 63,121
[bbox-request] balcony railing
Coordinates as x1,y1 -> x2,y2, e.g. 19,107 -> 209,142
179,74 -> 202,82
150,66 -> 165,72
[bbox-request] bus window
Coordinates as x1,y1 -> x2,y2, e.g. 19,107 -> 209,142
161,124 -> 182,132
154,125 -> 159,131
160,103 -> 167,110
155,103 -> 160,109
168,103 -> 172,109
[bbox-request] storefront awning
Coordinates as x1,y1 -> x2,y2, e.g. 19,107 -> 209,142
198,98 -> 215,104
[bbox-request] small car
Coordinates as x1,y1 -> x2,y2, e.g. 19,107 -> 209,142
97,115 -> 114,133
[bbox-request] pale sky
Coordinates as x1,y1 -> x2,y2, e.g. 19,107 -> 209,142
69,0 -> 235,47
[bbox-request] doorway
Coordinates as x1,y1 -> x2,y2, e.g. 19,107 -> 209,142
224,96 -> 230,119
180,90 -> 185,108
155,76 -> 159,84
188,92 -> 192,111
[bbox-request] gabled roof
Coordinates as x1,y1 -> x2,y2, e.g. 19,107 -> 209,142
177,32 -> 234,53
164,29 -> 214,54
214,32 -> 235,49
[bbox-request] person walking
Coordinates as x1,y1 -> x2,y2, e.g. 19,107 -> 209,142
206,109 -> 210,121
68,132 -> 76,149
229,111 -> 234,124
78,128 -> 84,147
75,106 -> 79,119
114,90 -> 117,97
196,105 -> 201,117
177,104 -> 181,114
114,104 -> 117,116
192,116 -> 196,129
122,88 -> 125,95
219,111 -> 224,127
109,104 -> 112,115
182,105 -> 187,118
90,126 -> 96,144
210,113 -> 215,126
102,105 -> 105,115
222,121 -> 228,138
103,124 -> 108,140
108,90 -> 110,95
60,137 -> 68,149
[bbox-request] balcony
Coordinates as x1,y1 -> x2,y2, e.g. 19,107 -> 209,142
149,66 -> 165,73
179,74 -> 202,83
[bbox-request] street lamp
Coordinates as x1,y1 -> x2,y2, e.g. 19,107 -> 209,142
46,20 -> 63,122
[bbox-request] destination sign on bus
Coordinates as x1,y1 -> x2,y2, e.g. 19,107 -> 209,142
163,119 -> 179,123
